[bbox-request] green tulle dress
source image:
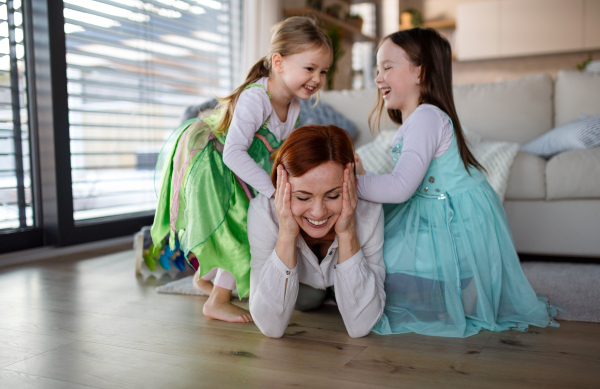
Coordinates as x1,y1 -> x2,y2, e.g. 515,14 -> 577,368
151,85 -> 287,298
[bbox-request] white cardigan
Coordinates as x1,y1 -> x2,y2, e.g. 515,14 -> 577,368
247,194 -> 386,338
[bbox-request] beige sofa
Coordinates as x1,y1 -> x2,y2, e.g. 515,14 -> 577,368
319,71 -> 600,258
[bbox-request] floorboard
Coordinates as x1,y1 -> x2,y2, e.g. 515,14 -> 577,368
0,250 -> 598,388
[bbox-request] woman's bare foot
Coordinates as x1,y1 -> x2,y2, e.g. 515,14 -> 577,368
192,268 -> 214,295
203,285 -> 253,323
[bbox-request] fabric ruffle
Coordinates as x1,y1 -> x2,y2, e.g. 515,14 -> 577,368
373,105 -> 564,337
373,180 -> 565,337
151,115 -> 283,298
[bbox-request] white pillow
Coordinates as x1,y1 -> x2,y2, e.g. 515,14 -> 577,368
462,125 -> 482,144
355,130 -> 395,175
355,127 -> 482,175
471,141 -> 520,202
356,132 -> 519,202
521,114 -> 600,159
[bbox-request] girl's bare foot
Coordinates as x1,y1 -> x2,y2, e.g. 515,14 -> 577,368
192,268 -> 214,296
203,285 -> 253,323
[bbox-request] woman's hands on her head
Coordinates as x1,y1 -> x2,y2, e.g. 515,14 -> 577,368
354,153 -> 366,176
334,163 -> 358,237
335,162 -> 361,264
275,165 -> 299,238
274,165 -> 299,269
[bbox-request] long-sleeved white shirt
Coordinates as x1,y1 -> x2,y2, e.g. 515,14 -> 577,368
222,77 -> 300,198
247,194 -> 386,338
357,104 -> 452,203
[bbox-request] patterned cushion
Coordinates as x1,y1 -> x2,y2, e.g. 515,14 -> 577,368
179,98 -> 361,142
356,134 -> 520,202
471,141 -> 520,202
521,114 -> 600,159
181,99 -> 218,123
355,130 -> 395,175
297,98 -> 360,140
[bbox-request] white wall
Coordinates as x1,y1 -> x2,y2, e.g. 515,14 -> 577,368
452,50 -> 600,85
396,0 -> 600,84
240,0 -> 282,83
381,0 -> 400,36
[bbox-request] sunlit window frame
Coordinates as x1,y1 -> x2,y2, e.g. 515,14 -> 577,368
0,0 -> 240,254
0,0 -> 43,254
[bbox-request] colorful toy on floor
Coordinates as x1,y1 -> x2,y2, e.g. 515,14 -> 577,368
172,247 -> 187,271
135,226 -> 192,275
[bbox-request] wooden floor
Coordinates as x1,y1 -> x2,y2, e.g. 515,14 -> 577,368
1,251 -> 599,389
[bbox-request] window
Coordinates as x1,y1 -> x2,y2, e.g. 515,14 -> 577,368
351,2 -> 376,90
63,0 -> 239,222
0,0 -> 33,231
0,0 -> 241,253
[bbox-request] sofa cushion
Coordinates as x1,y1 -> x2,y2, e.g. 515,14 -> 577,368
521,114 -> 600,158
505,152 -> 547,200
297,98 -> 360,140
554,70 -> 600,127
355,130 -> 395,175
319,88 -> 398,148
453,73 -> 553,144
545,148 -> 600,200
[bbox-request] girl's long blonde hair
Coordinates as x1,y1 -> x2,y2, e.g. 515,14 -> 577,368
212,16 -> 332,136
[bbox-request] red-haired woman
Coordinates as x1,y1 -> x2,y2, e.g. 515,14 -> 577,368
247,125 -> 386,338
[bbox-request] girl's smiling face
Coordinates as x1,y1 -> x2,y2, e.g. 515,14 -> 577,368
287,161 -> 343,239
277,46 -> 332,100
375,39 -> 422,111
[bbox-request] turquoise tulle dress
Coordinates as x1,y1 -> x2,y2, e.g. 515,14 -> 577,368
373,108 -> 564,337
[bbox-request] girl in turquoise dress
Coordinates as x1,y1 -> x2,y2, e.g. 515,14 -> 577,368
355,28 -> 563,337
151,17 -> 332,323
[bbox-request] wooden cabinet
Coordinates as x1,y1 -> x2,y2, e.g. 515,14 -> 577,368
585,0 -> 600,48
456,1 -> 501,60
501,0 -> 583,56
456,0 -> 600,61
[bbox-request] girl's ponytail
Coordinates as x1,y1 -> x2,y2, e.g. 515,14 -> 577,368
212,57 -> 271,136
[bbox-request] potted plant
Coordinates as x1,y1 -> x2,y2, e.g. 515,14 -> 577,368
400,8 -> 422,29
345,13 -> 363,31
325,24 -> 345,90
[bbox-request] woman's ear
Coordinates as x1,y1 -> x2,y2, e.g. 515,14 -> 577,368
272,53 -> 284,75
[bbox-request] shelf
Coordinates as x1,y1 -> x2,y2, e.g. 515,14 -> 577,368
399,19 -> 456,31
424,19 -> 456,29
283,8 -> 379,43
338,0 -> 379,3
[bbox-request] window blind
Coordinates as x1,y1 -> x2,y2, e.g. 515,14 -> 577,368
63,0 -> 239,221
0,0 -> 32,230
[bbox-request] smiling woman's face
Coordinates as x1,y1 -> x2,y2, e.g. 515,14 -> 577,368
287,161 -> 344,239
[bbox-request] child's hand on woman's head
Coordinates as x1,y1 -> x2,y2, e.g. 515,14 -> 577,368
274,165 -> 300,238
354,153 -> 366,176
334,163 -> 358,237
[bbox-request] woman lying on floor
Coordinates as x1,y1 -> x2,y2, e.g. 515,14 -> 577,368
247,124 -> 386,338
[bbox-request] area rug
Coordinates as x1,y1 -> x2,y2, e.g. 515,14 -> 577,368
521,262 -> 600,323
156,276 -> 241,299
156,262 -> 600,323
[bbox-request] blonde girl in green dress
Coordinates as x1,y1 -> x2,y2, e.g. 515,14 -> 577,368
151,17 -> 332,323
